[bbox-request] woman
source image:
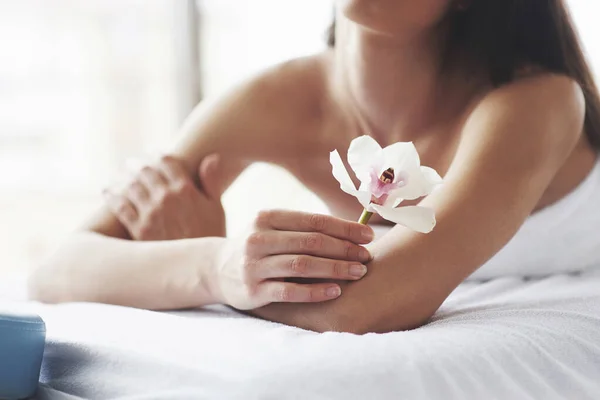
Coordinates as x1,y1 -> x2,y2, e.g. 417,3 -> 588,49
29,0 -> 600,334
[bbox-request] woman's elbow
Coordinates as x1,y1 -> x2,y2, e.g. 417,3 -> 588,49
318,301 -> 437,334
253,290 -> 439,334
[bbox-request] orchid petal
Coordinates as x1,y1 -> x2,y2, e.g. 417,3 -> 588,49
330,150 -> 371,209
392,197 -> 405,208
330,150 -> 357,193
381,142 -> 420,177
356,192 -> 375,209
371,205 -> 437,233
347,135 -> 383,184
421,166 -> 443,187
384,195 -> 403,208
385,165 -> 443,202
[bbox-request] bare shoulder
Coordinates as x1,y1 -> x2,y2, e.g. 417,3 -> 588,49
256,53 -> 330,130
480,73 -> 584,120
446,72 -> 593,217
223,54 -> 325,117
223,53 -> 327,126
249,53 -> 328,107
173,53 -> 329,166
460,73 -> 586,161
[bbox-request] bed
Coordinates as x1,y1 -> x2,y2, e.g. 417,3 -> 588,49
1,264 -> 598,400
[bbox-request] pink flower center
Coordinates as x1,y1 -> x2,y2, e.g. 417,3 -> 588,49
369,167 -> 408,205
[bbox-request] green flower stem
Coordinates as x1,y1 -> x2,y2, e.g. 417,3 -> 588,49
358,209 -> 373,225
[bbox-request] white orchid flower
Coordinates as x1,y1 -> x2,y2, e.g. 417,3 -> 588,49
330,135 -> 442,233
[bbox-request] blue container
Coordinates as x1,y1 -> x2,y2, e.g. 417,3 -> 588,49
0,310 -> 46,400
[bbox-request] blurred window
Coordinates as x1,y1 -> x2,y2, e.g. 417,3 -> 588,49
0,0 -> 332,277
0,0 -> 198,195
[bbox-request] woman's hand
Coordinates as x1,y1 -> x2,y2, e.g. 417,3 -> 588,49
212,210 -> 374,310
103,155 -> 225,240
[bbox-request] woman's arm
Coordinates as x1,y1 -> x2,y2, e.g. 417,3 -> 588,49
28,59 -> 320,306
252,74 -> 587,333
85,63 -> 298,239
28,212 -> 374,310
28,233 -> 225,310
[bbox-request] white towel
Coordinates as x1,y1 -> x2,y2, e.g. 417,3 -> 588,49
13,159 -> 600,399
4,265 -> 596,400
470,158 -> 600,279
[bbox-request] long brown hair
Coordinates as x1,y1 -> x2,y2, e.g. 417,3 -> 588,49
327,0 -> 600,148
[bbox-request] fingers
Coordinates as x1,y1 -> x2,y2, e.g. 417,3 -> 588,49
255,210 -> 374,244
138,165 -> 168,192
255,255 -> 367,281
126,181 -> 150,210
123,155 -> 200,201
258,281 -> 342,303
156,155 -> 191,186
103,190 -> 138,226
246,231 -> 371,263
158,153 -> 224,200
130,156 -> 193,206
198,154 -> 223,200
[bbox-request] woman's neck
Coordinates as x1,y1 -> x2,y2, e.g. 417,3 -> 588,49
331,17 -> 458,143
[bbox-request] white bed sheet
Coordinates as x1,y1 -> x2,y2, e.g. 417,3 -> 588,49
5,266 -> 599,400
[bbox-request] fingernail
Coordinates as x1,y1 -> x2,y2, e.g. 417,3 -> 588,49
349,264 -> 367,278
361,227 -> 374,241
326,286 -> 341,298
359,248 -> 371,262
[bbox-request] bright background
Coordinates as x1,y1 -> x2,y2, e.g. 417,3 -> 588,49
0,0 -> 598,281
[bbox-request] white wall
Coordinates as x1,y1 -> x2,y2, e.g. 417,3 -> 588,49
568,1 -> 600,79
